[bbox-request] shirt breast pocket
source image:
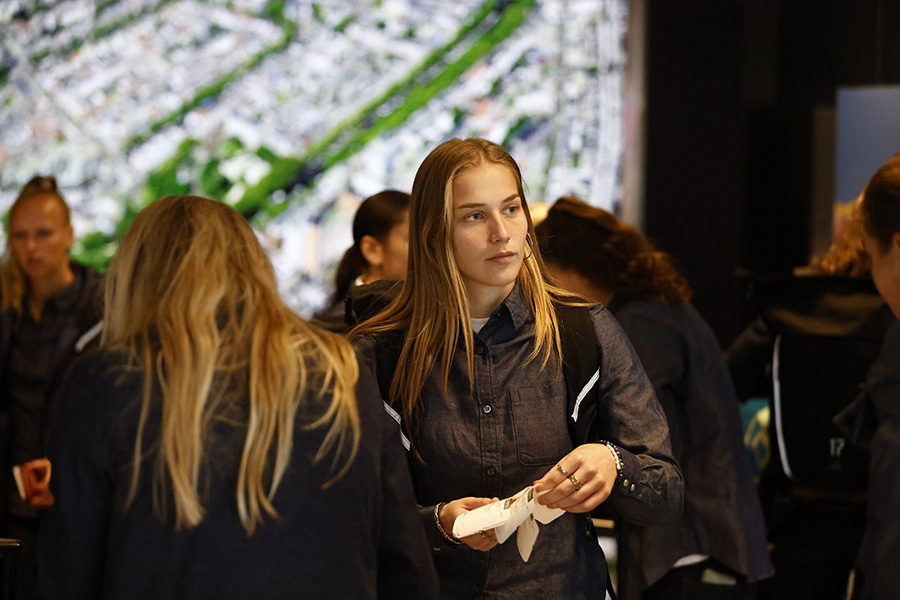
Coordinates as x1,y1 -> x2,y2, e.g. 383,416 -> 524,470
509,385 -> 572,466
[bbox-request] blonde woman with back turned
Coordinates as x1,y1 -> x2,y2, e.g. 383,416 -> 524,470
36,195 -> 438,600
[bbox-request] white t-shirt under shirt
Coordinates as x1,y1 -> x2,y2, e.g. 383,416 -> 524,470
471,318 -> 489,333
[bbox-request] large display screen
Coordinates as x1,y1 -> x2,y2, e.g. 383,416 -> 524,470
1,0 -> 628,314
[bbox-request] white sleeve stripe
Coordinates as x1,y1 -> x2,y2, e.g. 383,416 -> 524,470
771,335 -> 794,479
75,321 -> 103,353
382,401 -> 411,451
382,400 -> 402,424
571,368 -> 601,422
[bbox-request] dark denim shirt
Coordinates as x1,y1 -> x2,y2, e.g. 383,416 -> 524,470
357,288 -> 682,599
1,263 -> 101,522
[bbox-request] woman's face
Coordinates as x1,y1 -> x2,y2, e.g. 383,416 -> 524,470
451,162 -> 528,317
9,195 -> 74,285
363,210 -> 409,283
862,228 -> 900,317
378,211 -> 410,281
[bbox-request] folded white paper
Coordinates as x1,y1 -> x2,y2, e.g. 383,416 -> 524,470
450,485 -> 566,562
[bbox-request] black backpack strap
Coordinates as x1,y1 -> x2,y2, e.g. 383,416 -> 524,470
556,304 -> 618,600
371,330 -> 413,454
555,304 -> 602,446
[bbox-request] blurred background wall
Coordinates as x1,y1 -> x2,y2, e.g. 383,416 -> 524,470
3,0 -> 900,346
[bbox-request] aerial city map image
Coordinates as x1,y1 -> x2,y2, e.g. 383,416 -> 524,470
1,0 -> 628,314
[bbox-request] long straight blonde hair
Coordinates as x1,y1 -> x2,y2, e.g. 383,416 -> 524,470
351,139 -> 563,452
103,195 -> 360,535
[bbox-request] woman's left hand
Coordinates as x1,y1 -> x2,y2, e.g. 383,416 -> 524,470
533,443 -> 618,513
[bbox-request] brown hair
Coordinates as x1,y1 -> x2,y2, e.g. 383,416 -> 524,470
859,151 -> 900,254
819,210 -> 871,277
535,196 -> 693,305
331,190 -> 410,304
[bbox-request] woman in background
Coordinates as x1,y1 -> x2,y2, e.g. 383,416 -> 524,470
1,175 -> 101,600
352,139 -> 682,599
313,190 -> 410,332
535,196 -> 772,600
852,151 -> 900,600
724,196 -> 891,600
37,195 -> 438,600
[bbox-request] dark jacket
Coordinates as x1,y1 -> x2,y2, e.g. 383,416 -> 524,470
727,275 -> 891,405
608,297 -> 773,598
853,318 -> 900,600
727,274 -> 893,599
0,261 -> 101,529
356,287 -> 683,599
37,348 -> 439,600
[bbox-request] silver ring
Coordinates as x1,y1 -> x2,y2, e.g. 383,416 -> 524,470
556,463 -> 569,477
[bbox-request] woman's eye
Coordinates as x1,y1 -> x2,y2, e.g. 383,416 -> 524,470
504,205 -> 520,215
465,213 -> 483,222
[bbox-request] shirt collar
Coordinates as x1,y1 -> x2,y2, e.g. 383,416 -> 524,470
476,284 -> 532,334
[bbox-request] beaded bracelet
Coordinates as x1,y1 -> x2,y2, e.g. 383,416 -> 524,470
434,502 -> 462,545
598,440 -> 624,480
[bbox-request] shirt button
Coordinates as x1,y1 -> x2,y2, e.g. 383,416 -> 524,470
487,467 -> 496,476
475,344 -> 485,355
630,483 -> 636,492
482,404 -> 492,414
622,479 -> 629,488
472,585 -> 481,594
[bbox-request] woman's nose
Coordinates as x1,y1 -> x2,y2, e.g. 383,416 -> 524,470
489,216 -> 510,243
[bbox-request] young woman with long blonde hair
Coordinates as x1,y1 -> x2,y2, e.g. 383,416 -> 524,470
37,195 -> 438,600
352,138 -> 682,598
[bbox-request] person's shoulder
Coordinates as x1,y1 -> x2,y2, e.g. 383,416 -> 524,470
70,260 -> 101,288
67,347 -> 136,391
346,280 -> 403,326
70,260 -> 103,320
612,298 -> 680,321
576,301 -> 614,329
58,348 -> 141,425
599,299 -> 694,355
616,299 -> 708,343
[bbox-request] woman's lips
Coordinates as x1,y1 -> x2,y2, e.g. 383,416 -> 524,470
489,251 -> 516,264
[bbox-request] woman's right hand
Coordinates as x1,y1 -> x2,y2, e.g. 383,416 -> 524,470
440,496 -> 500,552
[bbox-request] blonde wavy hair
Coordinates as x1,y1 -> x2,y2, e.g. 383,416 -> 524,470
102,195 -> 360,535
351,139 -> 565,454
1,176 -> 71,314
